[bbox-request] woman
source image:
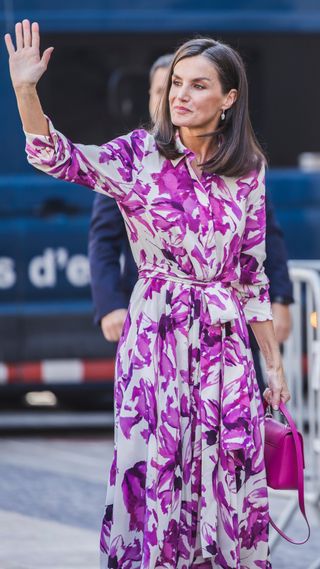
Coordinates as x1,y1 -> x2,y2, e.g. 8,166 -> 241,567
5,21 -> 290,569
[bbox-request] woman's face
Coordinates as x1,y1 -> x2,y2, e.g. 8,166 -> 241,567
169,54 -> 235,131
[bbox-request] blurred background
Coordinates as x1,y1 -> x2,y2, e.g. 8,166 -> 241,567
0,1 -> 320,568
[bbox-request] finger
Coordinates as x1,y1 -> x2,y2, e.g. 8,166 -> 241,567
263,387 -> 272,400
271,388 -> 281,410
22,19 -> 31,47
281,391 -> 291,404
31,21 -> 40,51
40,46 -> 54,69
15,22 -> 23,50
4,33 -> 15,56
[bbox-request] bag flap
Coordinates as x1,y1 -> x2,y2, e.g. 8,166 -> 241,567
264,416 -> 292,447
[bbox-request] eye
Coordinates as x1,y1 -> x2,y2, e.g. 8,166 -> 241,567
194,84 -> 205,90
172,79 -> 182,86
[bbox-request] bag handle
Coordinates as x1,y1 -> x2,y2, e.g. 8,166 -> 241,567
264,400 -> 311,544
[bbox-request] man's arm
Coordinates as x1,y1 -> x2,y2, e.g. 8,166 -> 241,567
265,193 -> 294,343
88,193 -> 128,327
265,193 -> 293,303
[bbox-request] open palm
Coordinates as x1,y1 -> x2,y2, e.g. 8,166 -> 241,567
4,20 -> 53,89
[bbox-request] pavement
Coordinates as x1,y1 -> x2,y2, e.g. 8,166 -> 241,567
0,431 -> 112,569
0,417 -> 319,569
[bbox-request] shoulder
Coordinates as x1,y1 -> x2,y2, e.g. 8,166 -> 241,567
242,159 -> 266,190
106,129 -> 156,159
97,129 -> 156,182
232,160 -> 266,204
224,157 -> 266,186
241,158 -> 266,184
99,129 -> 161,182
130,129 -> 158,161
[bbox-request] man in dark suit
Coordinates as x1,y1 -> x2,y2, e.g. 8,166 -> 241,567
89,54 -> 173,343
88,55 -> 294,394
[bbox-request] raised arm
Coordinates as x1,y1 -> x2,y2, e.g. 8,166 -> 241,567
5,20 -> 145,200
5,20 -> 53,135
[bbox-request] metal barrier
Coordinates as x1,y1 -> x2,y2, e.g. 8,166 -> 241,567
267,264 -> 320,556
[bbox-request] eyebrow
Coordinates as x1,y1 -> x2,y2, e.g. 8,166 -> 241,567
172,73 -> 211,82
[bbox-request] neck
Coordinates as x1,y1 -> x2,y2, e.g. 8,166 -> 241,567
179,127 -> 217,164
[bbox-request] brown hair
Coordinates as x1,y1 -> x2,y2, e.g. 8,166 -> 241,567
153,37 -> 266,177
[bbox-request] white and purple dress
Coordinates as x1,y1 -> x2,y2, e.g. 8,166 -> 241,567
25,121 -> 273,569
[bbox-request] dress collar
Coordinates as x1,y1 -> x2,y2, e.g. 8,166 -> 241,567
170,130 -> 196,167
170,130 -> 223,168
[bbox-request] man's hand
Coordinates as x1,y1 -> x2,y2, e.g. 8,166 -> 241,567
101,309 -> 128,342
272,303 -> 292,344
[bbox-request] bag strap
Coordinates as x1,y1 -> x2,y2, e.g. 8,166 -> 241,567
265,400 -> 311,544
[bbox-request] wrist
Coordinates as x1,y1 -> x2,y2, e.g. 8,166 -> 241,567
14,83 -> 37,96
264,346 -> 282,372
265,360 -> 283,373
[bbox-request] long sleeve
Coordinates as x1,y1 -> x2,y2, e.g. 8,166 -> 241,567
24,117 -> 146,201
88,193 -> 130,325
264,193 -> 294,303
233,163 -> 273,323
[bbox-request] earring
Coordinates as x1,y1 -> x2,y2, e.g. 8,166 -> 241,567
221,110 -> 226,121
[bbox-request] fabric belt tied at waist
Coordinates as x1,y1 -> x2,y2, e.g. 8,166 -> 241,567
138,269 -> 238,325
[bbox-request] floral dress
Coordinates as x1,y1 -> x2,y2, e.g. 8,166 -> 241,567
25,120 -> 273,569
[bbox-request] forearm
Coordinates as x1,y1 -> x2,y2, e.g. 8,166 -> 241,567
5,19 -> 127,201
249,320 -> 282,371
14,84 -> 49,135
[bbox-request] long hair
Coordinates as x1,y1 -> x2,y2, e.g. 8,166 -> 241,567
153,38 -> 266,177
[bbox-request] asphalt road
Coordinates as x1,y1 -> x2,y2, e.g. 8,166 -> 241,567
0,416 -> 319,569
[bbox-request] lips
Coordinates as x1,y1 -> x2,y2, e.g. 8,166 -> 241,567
174,106 -> 191,113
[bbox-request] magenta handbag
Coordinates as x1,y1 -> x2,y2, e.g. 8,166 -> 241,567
264,400 -> 311,544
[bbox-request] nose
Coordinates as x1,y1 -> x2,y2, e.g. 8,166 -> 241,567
176,85 -> 190,102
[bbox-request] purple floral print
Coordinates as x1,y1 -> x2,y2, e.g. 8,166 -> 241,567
25,118 -> 273,568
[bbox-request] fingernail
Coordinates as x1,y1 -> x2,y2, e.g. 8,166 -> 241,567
273,405 -> 279,411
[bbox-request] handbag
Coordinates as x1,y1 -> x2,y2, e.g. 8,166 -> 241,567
264,400 -> 311,544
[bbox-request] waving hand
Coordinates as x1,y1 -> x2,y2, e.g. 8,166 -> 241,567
4,20 -> 53,90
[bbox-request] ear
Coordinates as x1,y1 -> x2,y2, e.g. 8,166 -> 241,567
223,89 -> 238,110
